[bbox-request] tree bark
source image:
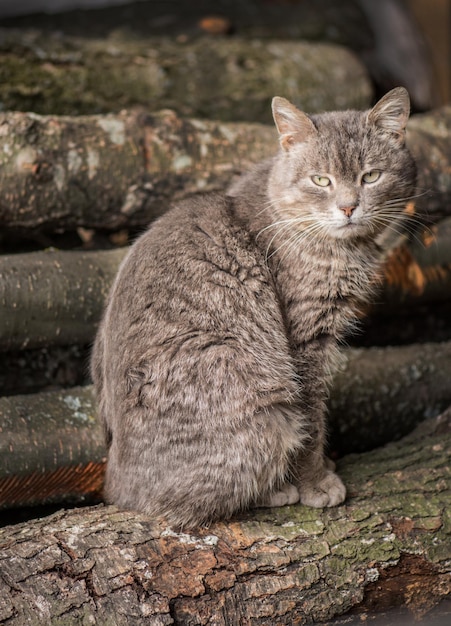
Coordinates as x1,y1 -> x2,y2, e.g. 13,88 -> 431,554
0,386 -> 105,510
0,109 -> 275,233
0,106 -> 449,234
2,341 -> 451,510
2,217 -> 451,351
0,412 -> 449,625
328,341 -> 451,453
407,107 -> 451,222
0,248 -> 127,350
2,0 -> 437,111
0,29 -> 372,121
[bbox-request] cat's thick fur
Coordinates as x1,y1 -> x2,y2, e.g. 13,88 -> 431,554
92,88 -> 417,528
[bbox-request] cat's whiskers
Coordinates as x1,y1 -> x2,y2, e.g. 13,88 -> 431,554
262,196 -> 426,264
271,221 -> 329,266
373,202 -> 428,246
255,197 -> 287,218
257,217 -> 302,240
376,196 -> 430,237
260,218 -> 302,260
283,227 -> 331,264
257,207 -> 324,262
375,219 -> 426,249
382,189 -> 430,206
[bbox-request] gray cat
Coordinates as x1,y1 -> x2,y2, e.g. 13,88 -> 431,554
92,88 -> 416,528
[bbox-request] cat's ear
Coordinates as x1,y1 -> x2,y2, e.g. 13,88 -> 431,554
272,97 -> 317,151
367,87 -> 410,143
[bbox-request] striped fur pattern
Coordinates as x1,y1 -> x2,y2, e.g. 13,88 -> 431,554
92,89 -> 417,528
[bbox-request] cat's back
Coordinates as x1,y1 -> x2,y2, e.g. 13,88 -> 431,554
95,191 -> 296,428
107,193 -> 267,333
115,192 -> 234,291
100,192 -> 293,375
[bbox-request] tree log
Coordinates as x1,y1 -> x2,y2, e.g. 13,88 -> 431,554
0,106 -> 449,234
1,341 -> 451,510
2,0 -> 437,111
0,109 -> 275,233
329,341 -> 451,453
2,216 -> 451,351
0,29 -> 372,121
382,219 -> 451,305
0,248 -> 127,350
407,108 -> 451,222
0,344 -> 91,397
0,386 -> 105,510
0,412 -> 450,625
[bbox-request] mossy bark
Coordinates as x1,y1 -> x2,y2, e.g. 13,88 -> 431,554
0,29 -> 372,121
2,341 -> 451,509
0,107 -> 449,234
0,413 -> 449,625
3,0 -> 435,111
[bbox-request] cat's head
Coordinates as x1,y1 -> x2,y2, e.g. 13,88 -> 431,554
268,88 -> 417,244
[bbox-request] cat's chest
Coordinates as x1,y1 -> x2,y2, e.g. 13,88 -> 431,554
273,246 -> 379,341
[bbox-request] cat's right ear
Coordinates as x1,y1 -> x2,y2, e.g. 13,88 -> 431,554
272,97 -> 317,151
367,87 -> 411,143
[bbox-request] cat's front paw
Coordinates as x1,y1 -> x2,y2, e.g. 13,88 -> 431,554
256,482 -> 300,508
299,471 -> 346,508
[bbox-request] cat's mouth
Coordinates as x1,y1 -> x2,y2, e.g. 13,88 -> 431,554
332,219 -> 367,239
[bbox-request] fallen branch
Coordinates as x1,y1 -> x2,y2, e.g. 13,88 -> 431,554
1,341 -> 451,509
0,109 -> 275,232
0,106 -> 449,233
0,412 -> 449,624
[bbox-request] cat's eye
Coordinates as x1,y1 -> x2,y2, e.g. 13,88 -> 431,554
362,171 -> 381,184
311,175 -> 331,187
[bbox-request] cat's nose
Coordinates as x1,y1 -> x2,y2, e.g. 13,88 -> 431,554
339,205 -> 356,218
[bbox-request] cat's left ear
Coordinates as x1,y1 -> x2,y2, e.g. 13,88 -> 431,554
367,87 -> 410,144
272,97 -> 317,151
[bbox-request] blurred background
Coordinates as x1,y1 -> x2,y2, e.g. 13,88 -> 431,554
406,0 -> 450,105
0,0 -> 449,109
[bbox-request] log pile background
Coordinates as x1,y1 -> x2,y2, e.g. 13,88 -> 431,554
0,1 -> 450,624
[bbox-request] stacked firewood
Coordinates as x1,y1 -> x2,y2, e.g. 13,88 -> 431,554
0,2 -> 450,624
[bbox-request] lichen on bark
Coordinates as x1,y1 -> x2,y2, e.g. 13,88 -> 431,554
0,413 -> 449,625
0,30 -> 372,121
